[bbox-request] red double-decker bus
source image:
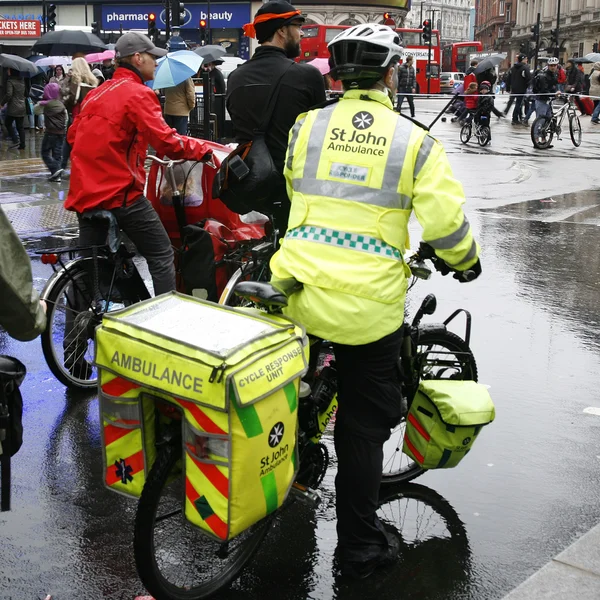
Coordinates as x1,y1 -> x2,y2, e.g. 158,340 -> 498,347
299,24 -> 441,94
442,41 -> 484,73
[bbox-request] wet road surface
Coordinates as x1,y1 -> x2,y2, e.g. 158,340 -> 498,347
1,108 -> 600,599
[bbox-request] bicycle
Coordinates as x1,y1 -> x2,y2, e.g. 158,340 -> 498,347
459,114 -> 491,147
132,241 -> 478,600
531,93 -> 582,149
37,156 -> 192,389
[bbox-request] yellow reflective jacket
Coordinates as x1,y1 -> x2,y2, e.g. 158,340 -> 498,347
270,88 -> 479,345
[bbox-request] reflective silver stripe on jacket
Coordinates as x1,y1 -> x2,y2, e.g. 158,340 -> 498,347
286,117 -> 305,171
414,135 -> 436,179
447,239 -> 478,266
299,105 -> 414,210
286,226 -> 403,260
426,216 -> 471,250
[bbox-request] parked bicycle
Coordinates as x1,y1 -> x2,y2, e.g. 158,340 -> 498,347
132,241 -> 478,600
531,93 -> 582,150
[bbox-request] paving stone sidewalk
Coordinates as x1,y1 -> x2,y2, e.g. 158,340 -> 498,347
502,523 -> 600,599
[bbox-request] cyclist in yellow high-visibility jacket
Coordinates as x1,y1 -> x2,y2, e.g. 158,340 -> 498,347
270,23 -> 481,579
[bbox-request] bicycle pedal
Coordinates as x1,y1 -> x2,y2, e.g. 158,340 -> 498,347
290,482 -> 320,506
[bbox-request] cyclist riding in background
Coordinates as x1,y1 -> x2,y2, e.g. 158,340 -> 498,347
65,31 -> 213,298
270,24 -> 481,579
533,57 -> 559,119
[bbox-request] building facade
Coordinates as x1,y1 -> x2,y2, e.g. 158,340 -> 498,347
475,0 -> 600,65
297,3 -> 408,27
405,0 -> 473,44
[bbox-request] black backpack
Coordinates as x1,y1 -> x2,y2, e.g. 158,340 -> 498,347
0,356 -> 26,512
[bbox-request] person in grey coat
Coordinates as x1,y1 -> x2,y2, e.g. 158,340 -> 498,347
1,70 -> 27,150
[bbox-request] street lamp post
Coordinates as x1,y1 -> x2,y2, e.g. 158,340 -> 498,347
554,0 -> 561,59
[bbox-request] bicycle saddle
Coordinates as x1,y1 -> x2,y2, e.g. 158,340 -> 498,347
81,210 -> 122,254
233,279 -> 303,308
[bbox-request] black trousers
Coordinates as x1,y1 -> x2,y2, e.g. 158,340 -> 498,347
397,90 -> 415,117
333,326 -> 404,562
5,116 -> 25,148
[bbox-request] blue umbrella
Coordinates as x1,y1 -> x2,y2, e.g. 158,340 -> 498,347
149,50 -> 203,89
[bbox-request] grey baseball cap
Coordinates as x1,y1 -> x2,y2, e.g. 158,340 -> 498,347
115,32 -> 168,58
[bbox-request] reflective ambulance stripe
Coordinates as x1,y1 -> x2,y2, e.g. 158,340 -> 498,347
381,117 -> 412,195
231,388 -> 263,438
260,471 -> 279,515
104,422 -> 138,446
188,452 -> 229,498
283,382 -> 297,413
286,117 -> 305,171
414,135 -> 436,179
408,413 -> 430,441
285,226 -> 402,261
185,478 -> 228,540
105,448 -> 145,486
427,217 -> 471,250
101,376 -> 140,396
176,397 -> 227,435
448,239 -> 478,266
404,434 -> 424,464
303,107 -> 335,179
292,178 -> 407,209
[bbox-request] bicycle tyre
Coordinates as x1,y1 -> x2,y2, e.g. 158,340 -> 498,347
459,124 -> 472,144
381,329 -> 478,487
569,114 -> 582,147
478,126 -> 491,147
41,259 -> 143,389
134,442 -> 272,600
531,115 -> 553,149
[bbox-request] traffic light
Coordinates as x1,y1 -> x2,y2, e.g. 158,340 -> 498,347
47,3 -> 57,31
550,29 -> 559,46
593,42 -> 599,53
91,21 -> 100,36
148,13 -> 158,40
199,19 -> 207,45
422,19 -> 432,43
172,1 -> 186,27
530,24 -> 539,38
383,12 -> 396,27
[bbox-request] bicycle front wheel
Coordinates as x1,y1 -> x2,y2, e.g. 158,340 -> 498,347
531,115 -> 553,149
459,124 -> 472,144
134,443 -> 272,600
477,126 -> 491,147
381,329 -> 478,486
41,259 -> 143,389
569,114 -> 582,147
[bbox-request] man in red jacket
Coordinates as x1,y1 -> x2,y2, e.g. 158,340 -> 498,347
65,32 -> 212,297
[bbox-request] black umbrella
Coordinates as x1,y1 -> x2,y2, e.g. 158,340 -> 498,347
573,56 -> 593,64
474,53 -> 507,74
32,30 -> 106,57
0,53 -> 40,75
193,45 -> 227,64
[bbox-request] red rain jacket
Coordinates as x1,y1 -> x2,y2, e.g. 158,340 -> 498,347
65,66 -> 210,213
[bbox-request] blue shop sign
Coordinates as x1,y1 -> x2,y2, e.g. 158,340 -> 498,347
102,4 -> 250,30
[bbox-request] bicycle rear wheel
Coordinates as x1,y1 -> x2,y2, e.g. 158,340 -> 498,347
134,442 -> 273,600
531,115 -> 553,149
41,259 -> 144,389
459,124 -> 472,144
477,126 -> 491,146
381,329 -> 477,486
569,114 -> 582,147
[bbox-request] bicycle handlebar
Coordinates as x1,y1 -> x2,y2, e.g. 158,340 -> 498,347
408,242 -> 477,282
146,154 -> 217,170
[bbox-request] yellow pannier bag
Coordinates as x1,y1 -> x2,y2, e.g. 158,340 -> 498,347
95,292 -> 308,541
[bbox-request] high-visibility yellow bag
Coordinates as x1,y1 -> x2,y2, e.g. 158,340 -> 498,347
95,292 -> 308,541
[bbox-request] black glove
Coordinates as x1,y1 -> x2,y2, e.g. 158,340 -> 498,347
453,259 -> 482,283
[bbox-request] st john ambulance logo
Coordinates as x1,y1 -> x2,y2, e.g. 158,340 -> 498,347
352,111 -> 374,130
268,422 -> 285,448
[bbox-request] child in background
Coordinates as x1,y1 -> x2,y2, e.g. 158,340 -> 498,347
34,83 -> 68,182
453,81 -> 478,123
472,81 -> 504,140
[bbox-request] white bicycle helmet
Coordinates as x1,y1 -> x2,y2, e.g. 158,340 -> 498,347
327,23 -> 403,83
547,57 -> 559,65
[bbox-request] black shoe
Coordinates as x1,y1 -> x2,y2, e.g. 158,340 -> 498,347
48,168 -> 64,182
66,359 -> 93,380
339,534 -> 400,579
9,143 -> 20,149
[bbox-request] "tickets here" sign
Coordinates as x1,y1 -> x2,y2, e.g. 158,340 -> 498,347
0,19 -> 41,38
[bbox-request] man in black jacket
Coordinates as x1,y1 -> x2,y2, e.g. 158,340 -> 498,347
226,0 -> 326,231
504,54 -> 531,124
